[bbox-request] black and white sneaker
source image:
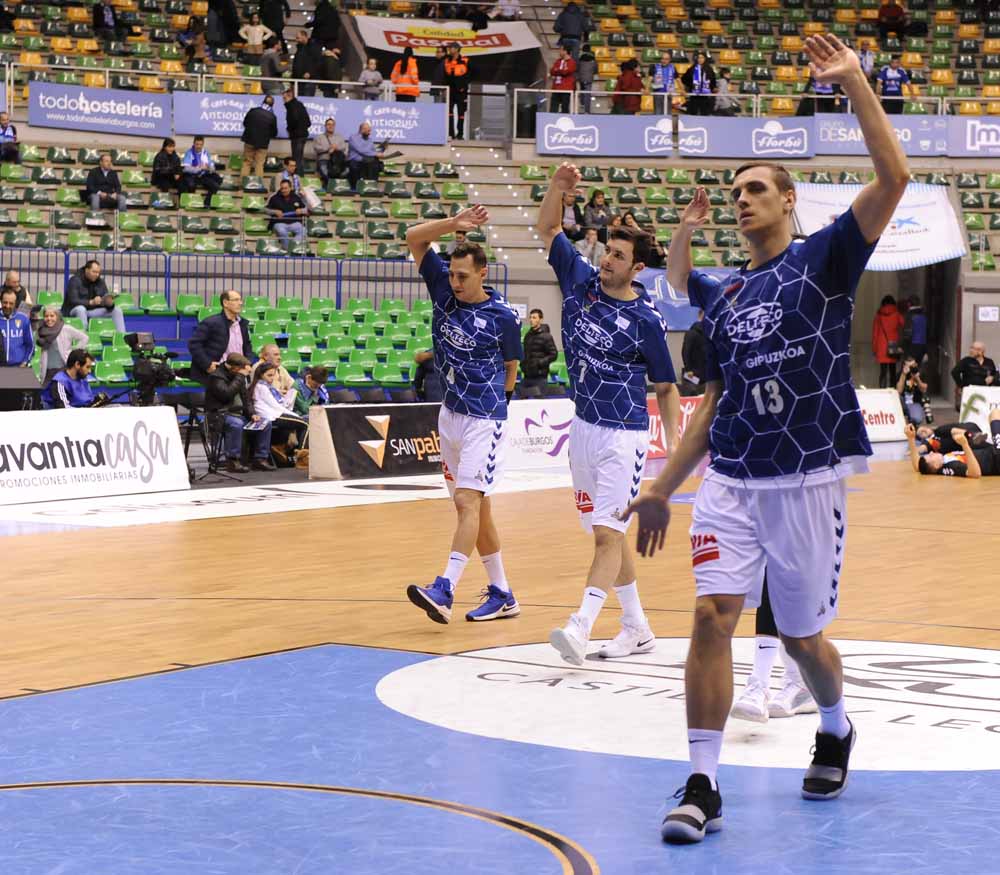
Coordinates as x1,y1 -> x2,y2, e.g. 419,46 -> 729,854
802,720 -> 856,800
660,773 -> 722,843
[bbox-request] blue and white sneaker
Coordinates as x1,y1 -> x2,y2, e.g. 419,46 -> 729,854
406,577 -> 454,624
466,585 -> 521,622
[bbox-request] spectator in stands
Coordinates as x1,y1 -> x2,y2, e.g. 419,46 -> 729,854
292,30 -> 324,97
260,37 -> 286,85
259,0 -> 290,54
583,189 -> 610,242
414,349 -> 444,402
152,137 -> 183,193
902,294 -> 927,364
493,0 -> 521,20
872,293 -> 904,388
0,111 -> 19,164
560,191 -> 585,241
0,288 -> 32,368
251,362 -> 308,465
267,178 -> 308,250
648,49 -> 678,116
187,289 -> 253,384
180,136 -> 223,208
293,365 -> 329,415
909,411 -> 1000,478
279,156 -> 302,193
63,260 -> 125,332
897,355 -> 928,424
1,270 -> 31,312
42,349 -> 96,409
521,308 -> 558,389
312,118 -> 346,189
549,45 -> 576,114
444,43 -> 471,139
553,0 -> 585,59
430,46 -> 447,103
309,0 -> 340,50
320,46 -> 343,98
239,12 -> 274,64
205,353 -> 274,473
359,57 -> 383,101
347,121 -> 385,191
283,86 -> 312,169
714,67 -> 740,116
681,310 -> 708,396
392,46 -> 421,103
951,340 -> 997,389
877,55 -> 909,114
241,95 -> 278,180
576,44 -> 596,113
35,305 -> 87,386
86,153 -> 126,213
611,60 -> 643,115
575,227 -> 605,265
178,16 -> 207,65
681,52 -> 717,116
252,342 -> 295,393
92,0 -> 124,48
877,0 -> 908,46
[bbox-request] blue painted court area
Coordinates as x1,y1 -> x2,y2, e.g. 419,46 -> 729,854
0,644 -> 994,875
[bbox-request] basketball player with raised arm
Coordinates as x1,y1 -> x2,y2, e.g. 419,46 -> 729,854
404,205 -> 525,624
623,34 -> 909,842
536,165 -> 680,664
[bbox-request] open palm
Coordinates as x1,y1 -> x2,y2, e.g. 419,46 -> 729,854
805,33 -> 862,85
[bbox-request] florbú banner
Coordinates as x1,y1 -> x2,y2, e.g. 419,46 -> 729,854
815,113 -> 947,157
29,82 -> 172,137
0,407 -> 189,506
173,92 -> 447,144
356,15 -> 540,56
535,113 -> 675,156
793,183 -> 966,271
678,116 -> 814,158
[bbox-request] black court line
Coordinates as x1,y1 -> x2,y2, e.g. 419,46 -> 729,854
0,779 -> 599,875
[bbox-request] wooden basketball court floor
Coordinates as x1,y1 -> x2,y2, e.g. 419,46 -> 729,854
0,457 -> 998,874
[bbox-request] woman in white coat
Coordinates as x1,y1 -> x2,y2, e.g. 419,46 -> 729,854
34,305 -> 89,386
250,362 -> 308,465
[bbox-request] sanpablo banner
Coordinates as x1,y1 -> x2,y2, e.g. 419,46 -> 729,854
356,15 -> 540,56
793,183 -> 966,271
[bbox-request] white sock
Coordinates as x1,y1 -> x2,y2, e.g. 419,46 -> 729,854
576,586 -> 607,632
442,552 -> 468,589
480,551 -> 509,593
688,728 -> 723,789
780,641 -> 803,685
613,581 -> 644,625
751,635 -> 780,686
818,697 -> 851,739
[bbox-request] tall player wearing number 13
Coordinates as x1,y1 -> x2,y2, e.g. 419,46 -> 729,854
623,34 -> 910,843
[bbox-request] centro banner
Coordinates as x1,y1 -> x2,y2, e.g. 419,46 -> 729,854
815,113 -> 947,157
959,385 -> 1000,431
356,15 -> 540,56
679,115 -> 814,158
172,92 -> 447,144
535,113 -> 675,157
29,82 -> 172,138
0,407 -> 189,506
794,183 -> 966,271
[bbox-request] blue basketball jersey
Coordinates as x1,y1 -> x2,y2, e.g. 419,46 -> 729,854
548,232 -> 676,431
419,249 -> 523,420
687,208 -> 876,482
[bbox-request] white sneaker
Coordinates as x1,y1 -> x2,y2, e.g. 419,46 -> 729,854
730,676 -> 770,724
549,614 -> 590,666
597,619 -> 656,658
769,679 -> 818,718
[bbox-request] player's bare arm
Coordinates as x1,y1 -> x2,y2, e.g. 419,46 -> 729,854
405,204 -> 490,271
666,186 -> 709,294
805,34 -> 909,243
536,162 -> 581,249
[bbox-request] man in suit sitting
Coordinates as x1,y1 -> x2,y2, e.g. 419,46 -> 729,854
187,289 -> 254,384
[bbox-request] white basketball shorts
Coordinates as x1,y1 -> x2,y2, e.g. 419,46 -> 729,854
569,416 -> 649,534
689,473 -> 848,638
438,406 -> 507,497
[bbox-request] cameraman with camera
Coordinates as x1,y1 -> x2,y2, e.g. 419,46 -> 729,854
896,355 -> 929,425
204,353 -> 275,473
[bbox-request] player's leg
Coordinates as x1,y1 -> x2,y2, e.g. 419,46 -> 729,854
730,573 -> 779,723
465,495 -> 521,621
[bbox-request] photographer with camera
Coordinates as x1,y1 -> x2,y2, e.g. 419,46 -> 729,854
896,355 -> 928,425
188,290 -> 254,384
42,349 -> 105,409
62,260 -> 125,332
204,353 -> 275,473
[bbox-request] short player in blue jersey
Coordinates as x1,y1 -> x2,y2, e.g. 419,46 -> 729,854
536,163 -> 680,666
623,35 -> 910,843
403,205 -> 525,624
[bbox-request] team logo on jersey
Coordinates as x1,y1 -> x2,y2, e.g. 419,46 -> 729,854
572,315 -> 614,350
439,321 -> 477,351
690,533 -> 720,566
725,301 -> 784,344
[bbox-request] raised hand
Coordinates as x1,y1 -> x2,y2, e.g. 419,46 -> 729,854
618,492 -> 672,558
552,162 -> 582,194
453,204 -> 490,231
804,33 -> 863,86
681,187 -> 709,230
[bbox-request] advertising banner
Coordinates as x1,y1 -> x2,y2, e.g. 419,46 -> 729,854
855,388 -> 907,442
678,115 -> 814,159
815,113 -> 947,157
794,183 -> 966,271
29,82 -> 172,138
355,15 -> 540,56
535,113 -> 675,157
958,385 -> 1000,432
947,116 -> 1000,157
172,93 -> 447,144
0,407 -> 189,506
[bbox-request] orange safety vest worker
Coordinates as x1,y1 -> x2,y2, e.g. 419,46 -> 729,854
391,57 -> 420,97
